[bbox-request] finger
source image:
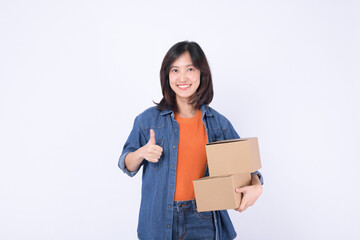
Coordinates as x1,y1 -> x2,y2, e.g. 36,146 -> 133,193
151,145 -> 163,154
239,199 -> 247,212
153,145 -> 163,152
150,150 -> 162,159
148,158 -> 158,163
144,153 -> 159,162
236,186 -> 249,193
150,153 -> 162,160
240,205 -> 248,212
235,195 -> 244,212
148,129 -> 156,145
149,149 -> 162,158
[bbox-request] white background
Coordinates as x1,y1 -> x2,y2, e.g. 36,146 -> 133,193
1,0 -> 359,239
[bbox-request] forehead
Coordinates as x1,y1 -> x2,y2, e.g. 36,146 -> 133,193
171,52 -> 193,67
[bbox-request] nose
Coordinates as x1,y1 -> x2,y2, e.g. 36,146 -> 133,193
178,71 -> 187,82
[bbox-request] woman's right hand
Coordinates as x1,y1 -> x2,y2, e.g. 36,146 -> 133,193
142,129 -> 163,163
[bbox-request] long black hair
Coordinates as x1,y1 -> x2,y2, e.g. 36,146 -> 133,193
154,41 -> 213,113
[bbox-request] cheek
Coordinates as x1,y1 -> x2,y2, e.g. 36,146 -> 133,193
168,76 -> 175,86
169,72 -> 176,83
191,72 -> 201,83
168,76 -> 177,91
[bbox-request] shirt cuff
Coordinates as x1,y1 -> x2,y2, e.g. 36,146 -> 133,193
251,170 -> 264,185
118,152 -> 140,177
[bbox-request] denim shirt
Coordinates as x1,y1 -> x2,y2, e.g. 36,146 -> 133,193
118,104 -> 264,240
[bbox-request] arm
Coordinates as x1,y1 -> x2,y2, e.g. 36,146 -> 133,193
124,129 -> 163,172
124,148 -> 145,172
118,115 -> 147,177
118,116 -> 163,177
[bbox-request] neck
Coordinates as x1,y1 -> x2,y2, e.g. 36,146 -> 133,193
176,97 -> 198,118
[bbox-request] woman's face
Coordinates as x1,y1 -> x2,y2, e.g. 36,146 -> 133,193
169,51 -> 201,104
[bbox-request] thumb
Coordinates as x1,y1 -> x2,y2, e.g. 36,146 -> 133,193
148,129 -> 156,145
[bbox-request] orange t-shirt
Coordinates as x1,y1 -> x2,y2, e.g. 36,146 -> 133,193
174,109 -> 208,201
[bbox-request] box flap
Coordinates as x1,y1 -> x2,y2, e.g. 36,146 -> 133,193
206,137 -> 256,146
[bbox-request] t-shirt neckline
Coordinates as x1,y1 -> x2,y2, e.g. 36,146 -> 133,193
174,109 -> 201,121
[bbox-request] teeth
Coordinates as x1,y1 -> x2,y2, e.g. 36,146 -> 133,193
178,85 -> 190,88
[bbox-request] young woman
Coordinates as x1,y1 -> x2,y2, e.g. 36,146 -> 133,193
118,41 -> 264,240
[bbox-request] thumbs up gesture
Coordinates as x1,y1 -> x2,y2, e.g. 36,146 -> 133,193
142,129 -> 163,163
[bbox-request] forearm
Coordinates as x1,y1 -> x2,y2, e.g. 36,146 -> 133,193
124,147 -> 145,172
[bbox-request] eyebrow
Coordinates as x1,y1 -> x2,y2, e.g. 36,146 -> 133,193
170,64 -> 194,68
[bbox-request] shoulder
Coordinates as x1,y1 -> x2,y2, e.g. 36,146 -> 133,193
139,106 -> 162,118
205,105 -> 232,126
136,106 -> 167,129
205,105 -> 240,139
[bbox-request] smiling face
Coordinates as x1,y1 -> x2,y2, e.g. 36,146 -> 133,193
169,51 -> 201,105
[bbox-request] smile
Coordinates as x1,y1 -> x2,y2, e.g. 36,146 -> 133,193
177,84 -> 191,90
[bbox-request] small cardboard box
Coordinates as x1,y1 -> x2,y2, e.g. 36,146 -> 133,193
206,137 -> 261,176
193,173 -> 251,212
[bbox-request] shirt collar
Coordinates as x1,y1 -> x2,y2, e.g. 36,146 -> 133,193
160,109 -> 173,116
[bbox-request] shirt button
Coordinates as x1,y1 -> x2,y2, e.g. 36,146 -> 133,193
174,129 -> 177,132
170,185 -> 173,189
167,224 -> 170,228
168,205 -> 172,208
172,145 -> 176,149
171,164 -> 174,168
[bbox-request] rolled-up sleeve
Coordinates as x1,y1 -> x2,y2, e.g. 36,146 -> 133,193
251,170 -> 264,185
118,115 -> 147,177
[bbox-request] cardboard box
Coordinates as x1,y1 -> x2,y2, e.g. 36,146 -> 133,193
193,173 -> 251,212
206,137 -> 261,176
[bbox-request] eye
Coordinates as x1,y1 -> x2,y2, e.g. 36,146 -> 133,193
171,69 -> 178,73
188,68 -> 194,71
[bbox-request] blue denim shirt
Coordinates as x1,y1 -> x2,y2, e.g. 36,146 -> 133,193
118,104 -> 264,240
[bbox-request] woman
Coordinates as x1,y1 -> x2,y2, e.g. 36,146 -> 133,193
118,41 -> 264,240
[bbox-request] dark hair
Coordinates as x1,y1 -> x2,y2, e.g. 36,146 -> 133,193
153,41 -> 213,112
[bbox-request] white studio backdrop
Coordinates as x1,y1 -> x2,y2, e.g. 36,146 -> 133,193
1,0 -> 359,239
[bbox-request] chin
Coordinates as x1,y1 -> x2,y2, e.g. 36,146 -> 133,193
176,94 -> 195,101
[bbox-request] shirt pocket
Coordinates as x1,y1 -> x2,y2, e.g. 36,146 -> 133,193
149,138 -> 165,170
209,128 -> 225,142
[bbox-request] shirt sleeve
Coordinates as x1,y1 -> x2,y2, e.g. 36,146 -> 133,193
223,118 -> 240,139
118,115 -> 147,177
251,171 -> 264,185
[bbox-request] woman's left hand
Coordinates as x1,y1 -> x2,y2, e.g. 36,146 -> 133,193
234,175 -> 263,212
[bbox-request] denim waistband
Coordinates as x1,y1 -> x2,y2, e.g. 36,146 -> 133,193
173,199 -> 218,239
173,199 -> 197,212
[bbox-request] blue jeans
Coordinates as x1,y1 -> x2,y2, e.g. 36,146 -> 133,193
172,200 -> 216,240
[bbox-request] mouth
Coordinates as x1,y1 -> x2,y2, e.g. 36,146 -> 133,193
177,84 -> 191,90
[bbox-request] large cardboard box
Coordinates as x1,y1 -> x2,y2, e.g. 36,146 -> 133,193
206,137 -> 261,176
193,173 -> 251,212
